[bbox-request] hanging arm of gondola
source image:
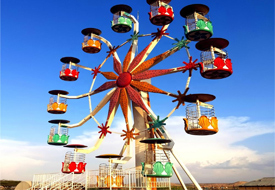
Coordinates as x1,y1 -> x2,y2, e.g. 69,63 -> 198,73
92,34 -> 122,64
123,11 -> 139,57
69,62 -> 93,72
61,88 -> 117,128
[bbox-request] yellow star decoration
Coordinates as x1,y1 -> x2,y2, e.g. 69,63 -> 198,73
121,127 -> 139,145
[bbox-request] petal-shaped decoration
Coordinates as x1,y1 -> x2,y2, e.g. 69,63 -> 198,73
164,162 -> 173,176
87,39 -> 95,46
125,86 -> 149,114
183,118 -> 188,131
158,6 -> 166,14
71,69 -> 78,76
93,81 -> 117,94
213,57 -> 224,69
69,162 -> 77,172
210,116 -> 218,130
119,88 -> 129,130
100,72 -> 118,80
107,88 -> 121,120
53,134 -> 60,142
130,81 -> 168,95
225,59 -> 233,71
123,45 -> 133,72
113,56 -> 122,75
115,176 -> 124,187
105,176 -> 114,186
153,161 -> 164,175
132,69 -> 174,80
98,122 -> 112,138
167,8 -> 173,16
61,135 -> 69,143
91,88 -> 117,117
64,68 -> 71,75
198,115 -> 210,129
196,19 -> 206,29
207,21 -> 213,32
131,48 -> 178,75
52,102 -> 58,110
127,42 -> 152,72
77,162 -> 84,173
59,103 -> 65,110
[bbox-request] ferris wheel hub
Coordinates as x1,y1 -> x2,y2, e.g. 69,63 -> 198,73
116,72 -> 132,88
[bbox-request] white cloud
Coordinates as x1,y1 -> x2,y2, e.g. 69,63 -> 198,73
165,116 -> 275,182
0,116 -> 274,183
0,139 -> 67,181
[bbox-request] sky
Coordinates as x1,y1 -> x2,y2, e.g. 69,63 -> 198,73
1,0 -> 275,184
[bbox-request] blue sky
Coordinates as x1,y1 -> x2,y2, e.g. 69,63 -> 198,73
1,0 -> 274,183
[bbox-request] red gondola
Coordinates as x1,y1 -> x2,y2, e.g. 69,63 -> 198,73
147,0 -> 174,26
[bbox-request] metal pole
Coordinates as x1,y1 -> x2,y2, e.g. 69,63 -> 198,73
57,122 -> 61,136
42,175 -> 45,190
163,150 -> 188,190
109,158 -> 112,190
170,149 -> 203,190
31,174 -> 35,189
85,171 -> 88,190
72,172 -> 74,189
57,94 -> 60,104
196,99 -> 201,118
128,171 -> 131,190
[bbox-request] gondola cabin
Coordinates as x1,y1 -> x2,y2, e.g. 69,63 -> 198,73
81,28 -> 102,54
62,144 -> 87,174
59,57 -> 80,81
196,38 -> 233,79
110,4 -> 133,33
97,163 -> 108,188
96,163 -> 124,188
95,154 -> 123,188
62,152 -> 86,174
47,120 -> 69,146
47,90 -> 68,114
147,0 -> 174,26
180,4 -> 213,41
140,138 -> 173,178
184,94 -> 218,135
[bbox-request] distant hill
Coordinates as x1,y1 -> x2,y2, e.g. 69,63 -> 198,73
0,180 -> 21,188
171,181 -> 247,188
233,181 -> 248,186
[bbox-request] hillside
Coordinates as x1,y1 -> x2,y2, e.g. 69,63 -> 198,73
0,180 -> 21,188
171,181 -> 247,189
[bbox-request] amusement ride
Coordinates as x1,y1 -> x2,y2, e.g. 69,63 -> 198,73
43,1 -> 233,189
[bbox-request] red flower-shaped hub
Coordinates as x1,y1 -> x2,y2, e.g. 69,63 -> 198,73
116,72 -> 132,88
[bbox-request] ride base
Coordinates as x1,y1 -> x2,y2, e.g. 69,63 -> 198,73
30,168 -> 171,190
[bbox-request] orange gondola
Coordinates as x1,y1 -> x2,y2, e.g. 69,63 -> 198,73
81,28 -> 102,53
47,90 -> 68,114
184,93 -> 218,135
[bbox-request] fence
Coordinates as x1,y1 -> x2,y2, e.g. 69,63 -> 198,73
30,168 -> 171,190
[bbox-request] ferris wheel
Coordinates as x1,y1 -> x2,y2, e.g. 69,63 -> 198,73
46,1 -> 232,189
